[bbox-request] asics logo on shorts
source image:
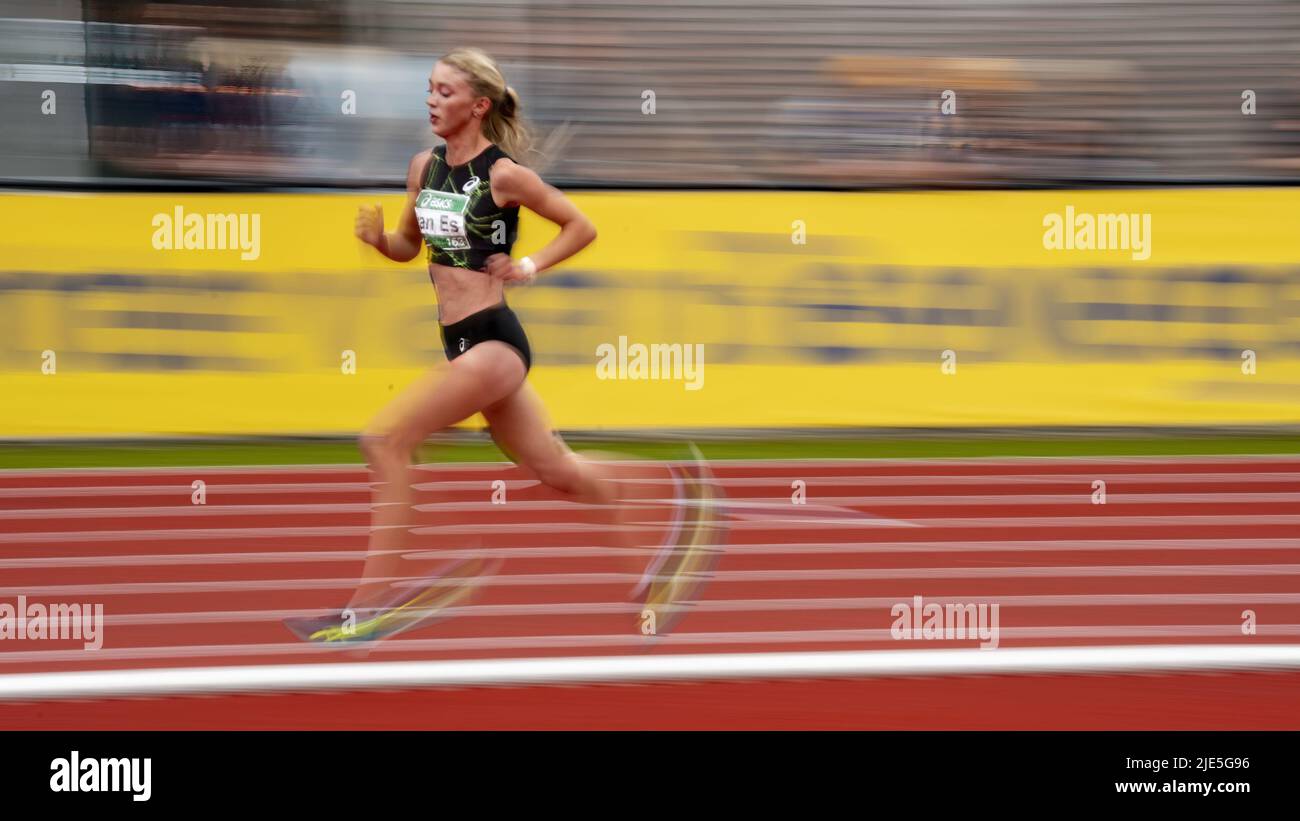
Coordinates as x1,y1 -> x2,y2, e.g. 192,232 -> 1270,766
459,338 -> 467,352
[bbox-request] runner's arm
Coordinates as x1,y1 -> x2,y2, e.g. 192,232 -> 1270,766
373,151 -> 429,263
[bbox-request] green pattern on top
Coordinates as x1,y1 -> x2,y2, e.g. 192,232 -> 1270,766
421,144 -> 518,270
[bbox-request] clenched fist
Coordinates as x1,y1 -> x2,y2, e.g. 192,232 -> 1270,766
354,203 -> 384,247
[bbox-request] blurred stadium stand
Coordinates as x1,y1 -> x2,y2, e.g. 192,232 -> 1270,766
0,0 -> 1297,188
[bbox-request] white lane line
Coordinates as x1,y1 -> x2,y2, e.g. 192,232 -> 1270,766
4,512 -> 1299,545
0,518 -> 868,544
3,490 -> 1300,517
0,503 -> 375,520
0,549 -> 392,568
5,491 -> 1294,522
0,525 -> 373,544
407,493 -> 1300,508
9,470 -> 1300,496
0,499 -> 898,521
6,562 -> 1300,598
7,537 -> 1300,569
415,514 -> 1300,534
746,474 -> 1300,487
52,592 -> 1300,630
5,511 -> 1298,544
0,482 -> 374,499
4,644 -> 1300,699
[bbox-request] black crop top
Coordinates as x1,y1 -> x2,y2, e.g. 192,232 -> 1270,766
415,143 -> 519,271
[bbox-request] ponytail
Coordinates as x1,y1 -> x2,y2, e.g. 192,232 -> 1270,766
483,84 -> 534,162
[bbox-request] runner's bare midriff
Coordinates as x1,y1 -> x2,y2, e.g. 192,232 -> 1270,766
429,261 -> 505,325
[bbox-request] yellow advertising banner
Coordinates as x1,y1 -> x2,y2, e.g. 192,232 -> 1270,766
1,188 -> 1297,435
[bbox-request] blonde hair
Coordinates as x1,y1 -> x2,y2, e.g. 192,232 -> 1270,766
438,48 -> 534,164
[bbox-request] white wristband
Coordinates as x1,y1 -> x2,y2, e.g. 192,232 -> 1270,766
519,256 -> 538,282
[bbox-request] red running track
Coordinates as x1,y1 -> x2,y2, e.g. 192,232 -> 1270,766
1,455 -> 1299,728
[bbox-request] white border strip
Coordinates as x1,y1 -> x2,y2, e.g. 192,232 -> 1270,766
4,644 -> 1300,701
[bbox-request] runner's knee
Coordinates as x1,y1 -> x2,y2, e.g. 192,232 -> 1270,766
534,451 -> 583,494
359,428 -> 417,467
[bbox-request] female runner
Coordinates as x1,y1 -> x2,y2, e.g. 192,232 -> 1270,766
286,48 -> 718,644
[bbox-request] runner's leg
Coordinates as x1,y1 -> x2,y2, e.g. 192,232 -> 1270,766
351,342 -> 525,610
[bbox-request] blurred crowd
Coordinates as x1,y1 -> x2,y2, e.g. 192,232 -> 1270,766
1,0 -> 1298,188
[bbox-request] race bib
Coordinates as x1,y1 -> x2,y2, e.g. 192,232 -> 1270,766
415,188 -> 471,251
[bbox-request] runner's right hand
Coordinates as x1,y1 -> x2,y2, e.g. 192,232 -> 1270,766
354,203 -> 384,247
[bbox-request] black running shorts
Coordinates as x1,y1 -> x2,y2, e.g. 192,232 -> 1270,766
439,301 -> 532,373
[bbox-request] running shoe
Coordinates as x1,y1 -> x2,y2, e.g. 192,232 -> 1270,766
636,444 -> 728,635
284,554 -> 500,644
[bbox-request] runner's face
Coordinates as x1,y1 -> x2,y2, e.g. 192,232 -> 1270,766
427,63 -> 487,137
